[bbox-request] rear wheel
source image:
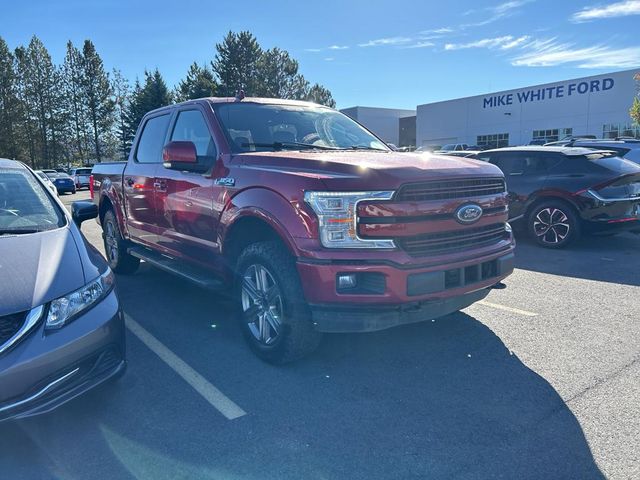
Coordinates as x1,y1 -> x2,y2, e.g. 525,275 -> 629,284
527,200 -> 580,248
103,209 -> 140,274
235,241 -> 322,364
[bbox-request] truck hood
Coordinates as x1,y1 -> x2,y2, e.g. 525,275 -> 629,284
236,151 -> 503,190
0,226 -> 86,316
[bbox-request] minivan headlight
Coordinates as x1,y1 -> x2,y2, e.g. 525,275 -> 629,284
45,269 -> 115,330
304,191 -> 396,249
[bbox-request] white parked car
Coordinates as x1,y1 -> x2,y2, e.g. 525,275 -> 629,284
35,170 -> 58,195
69,167 -> 92,189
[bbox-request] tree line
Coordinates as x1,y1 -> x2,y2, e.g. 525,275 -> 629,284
0,31 -> 335,168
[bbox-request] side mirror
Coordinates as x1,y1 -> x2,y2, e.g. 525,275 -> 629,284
162,141 -> 208,173
71,201 -> 98,227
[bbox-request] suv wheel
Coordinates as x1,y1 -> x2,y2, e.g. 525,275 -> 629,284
236,241 -> 322,364
528,201 -> 580,248
103,209 -> 140,274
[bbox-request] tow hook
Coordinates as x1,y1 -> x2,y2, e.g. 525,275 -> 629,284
489,282 -> 507,290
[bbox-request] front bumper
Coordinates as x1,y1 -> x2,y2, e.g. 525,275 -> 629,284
297,247 -> 515,333
0,289 -> 125,422
56,184 -> 76,193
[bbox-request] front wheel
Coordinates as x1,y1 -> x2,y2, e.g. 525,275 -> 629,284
527,201 -> 580,248
235,241 -> 322,364
103,209 -> 140,274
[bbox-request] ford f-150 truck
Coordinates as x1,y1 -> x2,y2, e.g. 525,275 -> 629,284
91,97 -> 515,363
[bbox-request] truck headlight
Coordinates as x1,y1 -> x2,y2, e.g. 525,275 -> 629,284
304,191 -> 396,249
45,269 -> 115,330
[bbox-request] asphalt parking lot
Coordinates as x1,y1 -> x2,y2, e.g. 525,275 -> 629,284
1,190 -> 639,479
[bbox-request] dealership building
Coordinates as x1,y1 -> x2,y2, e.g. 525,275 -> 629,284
414,68 -> 640,149
340,106 -> 416,146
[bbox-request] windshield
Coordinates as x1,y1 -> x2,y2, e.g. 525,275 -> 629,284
213,102 -> 389,153
75,168 -> 92,174
0,167 -> 66,234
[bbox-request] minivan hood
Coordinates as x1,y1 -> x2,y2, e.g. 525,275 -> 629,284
0,227 -> 85,316
236,151 -> 503,190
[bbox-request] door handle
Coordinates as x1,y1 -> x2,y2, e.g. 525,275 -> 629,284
125,177 -> 135,187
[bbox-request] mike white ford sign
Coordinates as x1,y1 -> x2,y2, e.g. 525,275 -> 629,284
483,77 -> 615,109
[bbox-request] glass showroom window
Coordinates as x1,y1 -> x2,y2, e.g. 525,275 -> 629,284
477,133 -> 509,148
532,128 -> 572,143
603,123 -> 640,139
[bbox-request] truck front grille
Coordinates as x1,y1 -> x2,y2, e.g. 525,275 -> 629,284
396,178 -> 506,202
0,311 -> 27,349
398,223 -> 508,257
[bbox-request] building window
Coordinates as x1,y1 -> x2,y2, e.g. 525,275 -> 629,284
477,133 -> 509,148
532,128 -> 572,143
603,123 -> 640,139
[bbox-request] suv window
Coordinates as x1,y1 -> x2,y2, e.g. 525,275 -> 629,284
136,114 -> 171,163
170,110 -> 216,157
488,152 -> 560,176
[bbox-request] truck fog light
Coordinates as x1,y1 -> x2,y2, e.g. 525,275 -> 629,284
337,273 -> 357,289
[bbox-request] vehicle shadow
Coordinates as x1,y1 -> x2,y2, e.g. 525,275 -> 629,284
513,230 -> 640,286
0,270 -> 606,480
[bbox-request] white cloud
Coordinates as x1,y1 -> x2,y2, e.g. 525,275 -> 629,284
324,57 -> 335,62
421,27 -> 454,35
304,48 -> 322,53
328,45 -> 349,50
571,0 -> 640,22
510,39 -> 640,68
461,0 -> 534,28
401,41 -> 436,49
444,35 -> 517,50
358,36 -> 412,47
493,0 -> 533,15
500,35 -> 531,49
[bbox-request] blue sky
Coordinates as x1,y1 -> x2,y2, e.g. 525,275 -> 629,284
2,0 -> 640,109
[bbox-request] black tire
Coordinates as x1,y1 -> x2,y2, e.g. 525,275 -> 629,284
235,241 -> 322,364
103,209 -> 140,274
527,200 -> 581,248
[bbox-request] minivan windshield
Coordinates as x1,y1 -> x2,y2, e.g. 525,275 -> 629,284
0,167 -> 66,234
213,102 -> 389,153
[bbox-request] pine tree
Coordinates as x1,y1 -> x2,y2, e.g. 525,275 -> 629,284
125,69 -> 172,148
0,37 -> 22,160
82,40 -> 114,163
14,36 -> 65,168
174,62 -> 217,102
111,68 -> 131,160
304,83 -> 336,108
256,48 -> 308,99
213,31 -> 263,97
62,40 -> 89,164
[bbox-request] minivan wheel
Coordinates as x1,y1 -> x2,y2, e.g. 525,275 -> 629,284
103,209 -> 140,274
236,241 -> 322,364
528,201 -> 580,248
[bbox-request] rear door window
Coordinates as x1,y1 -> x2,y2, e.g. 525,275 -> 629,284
136,114 -> 171,163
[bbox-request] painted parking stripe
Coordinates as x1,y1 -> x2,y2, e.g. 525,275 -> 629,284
475,300 -> 538,317
125,315 -> 247,420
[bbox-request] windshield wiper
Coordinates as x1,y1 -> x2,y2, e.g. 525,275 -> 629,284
242,141 -> 339,151
346,145 -> 388,151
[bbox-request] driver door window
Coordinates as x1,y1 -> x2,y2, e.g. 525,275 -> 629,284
170,110 -> 216,158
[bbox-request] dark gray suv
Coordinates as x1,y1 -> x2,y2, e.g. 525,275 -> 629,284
0,159 -> 125,421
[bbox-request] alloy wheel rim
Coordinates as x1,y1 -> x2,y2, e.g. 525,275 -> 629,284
533,207 -> 570,244
104,221 -> 119,263
241,264 -> 283,346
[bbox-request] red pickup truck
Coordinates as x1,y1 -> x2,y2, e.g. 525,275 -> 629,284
92,97 -> 515,363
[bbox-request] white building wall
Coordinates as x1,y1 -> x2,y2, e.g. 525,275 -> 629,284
341,106 -> 416,145
416,68 -> 639,147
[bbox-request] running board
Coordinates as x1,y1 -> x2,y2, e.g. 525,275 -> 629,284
127,246 -> 225,290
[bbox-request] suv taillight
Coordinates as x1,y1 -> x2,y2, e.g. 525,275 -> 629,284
89,175 -> 94,199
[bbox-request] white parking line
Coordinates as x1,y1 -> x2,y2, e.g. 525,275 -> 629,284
475,301 -> 538,317
124,315 -> 247,420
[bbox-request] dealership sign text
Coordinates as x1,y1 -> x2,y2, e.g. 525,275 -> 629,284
482,78 -> 614,109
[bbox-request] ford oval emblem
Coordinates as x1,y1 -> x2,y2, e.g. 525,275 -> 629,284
455,204 -> 483,224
